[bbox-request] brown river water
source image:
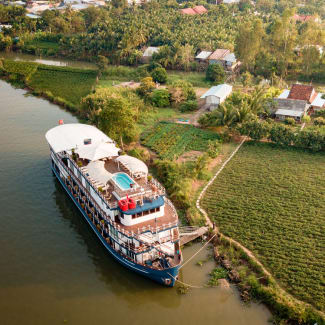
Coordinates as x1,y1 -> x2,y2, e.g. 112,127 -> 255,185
0,79 -> 271,325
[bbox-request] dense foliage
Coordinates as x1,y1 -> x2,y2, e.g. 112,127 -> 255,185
1,1 -> 324,80
202,142 -> 325,312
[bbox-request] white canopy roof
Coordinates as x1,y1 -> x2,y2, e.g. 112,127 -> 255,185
86,160 -> 112,184
115,155 -> 148,176
75,142 -> 120,161
200,84 -> 233,99
45,123 -> 113,153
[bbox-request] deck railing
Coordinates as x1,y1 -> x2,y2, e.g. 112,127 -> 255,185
55,152 -> 178,238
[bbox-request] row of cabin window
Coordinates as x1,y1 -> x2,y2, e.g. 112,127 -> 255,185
125,207 -> 160,219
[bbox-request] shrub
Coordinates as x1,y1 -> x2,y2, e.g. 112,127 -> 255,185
313,117 -> 325,126
206,63 -> 225,83
268,124 -> 295,146
151,67 -> 167,84
136,77 -> 155,98
147,61 -> 162,72
180,100 -> 198,112
169,80 -> 196,105
151,89 -> 170,107
314,109 -> 325,118
238,119 -> 270,141
284,117 -> 296,125
301,115 -> 311,123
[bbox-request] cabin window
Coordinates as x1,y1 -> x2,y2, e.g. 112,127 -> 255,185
132,214 -> 136,219
85,181 -> 90,193
143,210 -> 149,216
136,212 -> 142,218
120,214 -> 124,219
150,209 -> 155,214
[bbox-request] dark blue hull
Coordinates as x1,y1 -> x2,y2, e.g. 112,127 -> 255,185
52,166 -> 180,287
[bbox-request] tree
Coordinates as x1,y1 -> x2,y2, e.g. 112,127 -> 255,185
151,89 -> 170,107
235,19 -> 264,71
98,97 -> 139,147
82,88 -> 141,146
241,71 -> 253,87
238,119 -> 270,141
301,46 -> 320,76
151,67 -> 167,84
206,64 -> 225,83
136,77 -> 155,98
169,80 -> 196,105
96,55 -> 108,78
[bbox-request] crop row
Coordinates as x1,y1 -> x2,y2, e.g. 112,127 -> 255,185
141,122 -> 220,160
202,142 -> 325,311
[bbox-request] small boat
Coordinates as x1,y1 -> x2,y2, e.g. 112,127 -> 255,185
45,123 -> 182,286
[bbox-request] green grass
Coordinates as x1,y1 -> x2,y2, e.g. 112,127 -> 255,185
167,70 -> 211,88
202,141 -> 325,311
27,40 -> 60,50
99,65 -> 211,88
29,65 -> 97,106
141,121 -> 220,160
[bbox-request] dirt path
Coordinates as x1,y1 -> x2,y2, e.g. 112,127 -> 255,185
189,106 -> 207,126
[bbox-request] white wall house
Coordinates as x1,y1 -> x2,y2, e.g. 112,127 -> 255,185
200,84 -> 233,111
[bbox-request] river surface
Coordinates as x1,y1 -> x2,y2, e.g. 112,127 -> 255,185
0,80 -> 271,325
0,51 -> 97,69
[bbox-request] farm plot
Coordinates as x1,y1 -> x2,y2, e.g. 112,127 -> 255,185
141,122 -> 220,160
202,142 -> 325,311
29,65 -> 97,106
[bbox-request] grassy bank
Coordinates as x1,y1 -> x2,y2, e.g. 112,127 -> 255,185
202,141 -> 325,312
0,59 -> 97,111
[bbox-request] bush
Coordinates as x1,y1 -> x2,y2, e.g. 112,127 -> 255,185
314,109 -> 325,118
180,100 -> 198,112
151,89 -> 170,107
313,117 -> 325,126
151,67 -> 168,84
301,115 -> 311,123
169,80 -> 196,105
147,61 -> 162,72
136,77 -> 155,98
206,63 -> 225,83
238,119 -> 270,141
284,117 -> 296,125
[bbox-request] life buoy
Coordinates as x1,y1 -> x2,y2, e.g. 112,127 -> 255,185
164,278 -> 172,285
118,199 -> 128,211
128,198 -> 136,209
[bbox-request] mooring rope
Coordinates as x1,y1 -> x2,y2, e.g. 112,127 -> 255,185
179,234 -> 216,270
167,272 -> 205,289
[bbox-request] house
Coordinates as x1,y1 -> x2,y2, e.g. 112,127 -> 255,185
274,98 -> 307,121
141,46 -> 159,63
207,49 -> 239,71
180,5 -> 208,15
293,14 -> 321,23
287,84 -> 317,104
310,93 -> 325,112
195,51 -> 212,64
218,0 -> 240,4
200,84 -> 233,111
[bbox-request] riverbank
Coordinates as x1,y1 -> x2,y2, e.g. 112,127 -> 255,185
0,79 -> 272,325
1,58 -> 323,324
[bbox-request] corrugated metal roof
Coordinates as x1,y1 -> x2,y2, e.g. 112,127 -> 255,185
143,47 -> 159,57
311,93 -> 325,108
200,84 -> 233,99
275,109 -> 304,117
278,89 -> 290,99
208,49 -> 230,60
224,52 -> 236,63
195,51 -> 212,60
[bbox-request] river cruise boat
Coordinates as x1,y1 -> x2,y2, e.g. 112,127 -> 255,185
45,123 -> 182,286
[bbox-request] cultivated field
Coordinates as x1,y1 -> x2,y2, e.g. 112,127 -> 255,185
29,65 -> 97,106
202,142 -> 325,311
141,122 -> 220,160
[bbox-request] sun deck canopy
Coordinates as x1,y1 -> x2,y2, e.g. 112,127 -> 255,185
45,123 -> 113,153
115,155 -> 148,177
